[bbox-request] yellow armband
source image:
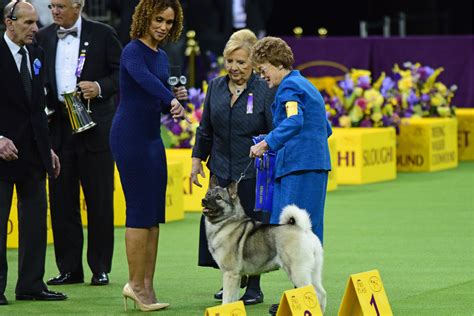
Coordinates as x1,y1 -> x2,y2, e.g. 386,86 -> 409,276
285,101 -> 298,118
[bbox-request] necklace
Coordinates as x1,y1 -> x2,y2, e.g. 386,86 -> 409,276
229,82 -> 246,96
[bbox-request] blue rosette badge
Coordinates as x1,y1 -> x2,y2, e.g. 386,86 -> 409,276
33,58 -> 42,75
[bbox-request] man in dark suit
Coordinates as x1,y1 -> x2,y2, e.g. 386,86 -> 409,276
0,0 -> 66,305
36,0 -> 122,286
188,0 -> 274,56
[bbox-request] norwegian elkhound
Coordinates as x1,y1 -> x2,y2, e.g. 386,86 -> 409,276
202,176 -> 326,312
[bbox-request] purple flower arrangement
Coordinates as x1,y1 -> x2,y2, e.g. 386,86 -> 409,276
325,63 -> 457,129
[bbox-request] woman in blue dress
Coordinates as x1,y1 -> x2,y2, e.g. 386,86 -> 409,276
109,0 -> 187,311
249,37 -> 332,315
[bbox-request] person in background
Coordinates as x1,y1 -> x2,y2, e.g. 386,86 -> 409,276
249,36 -> 332,315
109,0 -> 187,311
191,29 -> 275,306
0,0 -> 66,305
36,0 -> 122,287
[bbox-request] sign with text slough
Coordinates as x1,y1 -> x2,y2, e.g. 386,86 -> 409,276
397,118 -> 458,171
331,128 -> 397,184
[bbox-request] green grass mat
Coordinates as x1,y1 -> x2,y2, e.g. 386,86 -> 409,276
3,162 -> 473,315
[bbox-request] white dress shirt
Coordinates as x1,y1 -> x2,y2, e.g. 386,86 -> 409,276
232,0 -> 247,29
3,32 -> 31,76
56,17 -> 82,101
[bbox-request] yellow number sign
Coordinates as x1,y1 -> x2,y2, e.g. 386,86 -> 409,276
276,285 -> 323,316
338,269 -> 393,316
204,301 -> 246,316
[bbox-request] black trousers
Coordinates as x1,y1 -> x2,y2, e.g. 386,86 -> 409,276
198,176 -> 269,268
49,142 -> 114,275
0,170 -> 48,295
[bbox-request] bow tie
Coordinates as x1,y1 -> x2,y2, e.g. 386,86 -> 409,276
57,27 -> 78,39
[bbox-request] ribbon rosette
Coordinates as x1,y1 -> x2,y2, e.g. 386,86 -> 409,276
33,58 -> 42,75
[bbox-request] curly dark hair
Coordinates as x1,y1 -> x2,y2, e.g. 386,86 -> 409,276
251,36 -> 294,70
130,0 -> 183,42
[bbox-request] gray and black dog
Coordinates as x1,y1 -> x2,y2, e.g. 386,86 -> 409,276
202,175 -> 326,312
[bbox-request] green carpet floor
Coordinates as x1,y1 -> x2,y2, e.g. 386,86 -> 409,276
3,162 -> 474,315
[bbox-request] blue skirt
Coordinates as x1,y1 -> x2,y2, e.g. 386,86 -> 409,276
271,170 -> 328,244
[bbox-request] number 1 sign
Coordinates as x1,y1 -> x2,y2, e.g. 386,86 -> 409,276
338,269 -> 393,316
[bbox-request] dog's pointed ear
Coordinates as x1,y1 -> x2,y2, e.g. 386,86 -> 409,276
228,181 -> 238,200
209,175 -> 219,189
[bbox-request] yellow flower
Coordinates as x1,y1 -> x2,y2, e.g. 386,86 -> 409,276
339,115 -> 351,128
364,89 -> 384,108
398,76 -> 413,91
431,93 -> 446,106
350,69 -> 371,84
354,87 -> 363,97
371,111 -> 383,122
434,82 -> 447,94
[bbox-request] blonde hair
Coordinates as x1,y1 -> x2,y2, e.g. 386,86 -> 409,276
130,0 -> 183,42
223,29 -> 257,58
251,36 -> 294,69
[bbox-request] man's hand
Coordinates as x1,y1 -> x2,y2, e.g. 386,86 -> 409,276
77,81 -> 100,99
190,158 -> 205,187
51,149 -> 61,178
0,137 -> 18,161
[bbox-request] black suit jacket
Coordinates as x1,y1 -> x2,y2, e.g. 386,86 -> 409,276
188,0 -> 274,55
36,18 -> 122,152
0,36 -> 52,181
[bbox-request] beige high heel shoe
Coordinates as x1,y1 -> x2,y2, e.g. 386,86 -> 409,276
122,283 -> 170,312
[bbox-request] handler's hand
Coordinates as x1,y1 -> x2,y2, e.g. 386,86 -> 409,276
0,137 -> 18,161
249,140 -> 269,158
191,158 -> 205,187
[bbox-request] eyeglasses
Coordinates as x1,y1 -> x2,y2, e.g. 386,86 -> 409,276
48,3 -> 68,10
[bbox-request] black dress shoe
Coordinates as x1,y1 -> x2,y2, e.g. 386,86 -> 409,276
16,289 -> 68,301
214,275 -> 248,300
240,290 -> 264,305
91,272 -> 109,285
214,288 -> 223,300
47,272 -> 84,285
269,303 -> 279,315
0,294 -> 8,305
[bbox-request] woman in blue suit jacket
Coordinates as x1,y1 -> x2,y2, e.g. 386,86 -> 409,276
249,37 -> 332,244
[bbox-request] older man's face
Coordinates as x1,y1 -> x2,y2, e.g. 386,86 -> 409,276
7,3 -> 39,46
50,0 -> 81,29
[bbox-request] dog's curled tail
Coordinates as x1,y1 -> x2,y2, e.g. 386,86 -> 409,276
279,204 -> 312,231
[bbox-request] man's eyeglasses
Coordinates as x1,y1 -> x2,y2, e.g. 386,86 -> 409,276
48,3 -> 67,10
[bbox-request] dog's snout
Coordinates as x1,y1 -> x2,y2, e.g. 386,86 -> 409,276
201,198 -> 207,206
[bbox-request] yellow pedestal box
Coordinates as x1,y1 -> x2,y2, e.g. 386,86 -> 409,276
397,118 -> 458,171
7,186 -> 54,249
80,162 -> 184,226
327,136 -> 338,191
166,149 -> 210,212
456,108 -> 474,161
332,128 -> 397,184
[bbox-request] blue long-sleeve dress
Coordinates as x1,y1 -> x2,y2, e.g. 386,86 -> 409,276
110,39 -> 174,228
